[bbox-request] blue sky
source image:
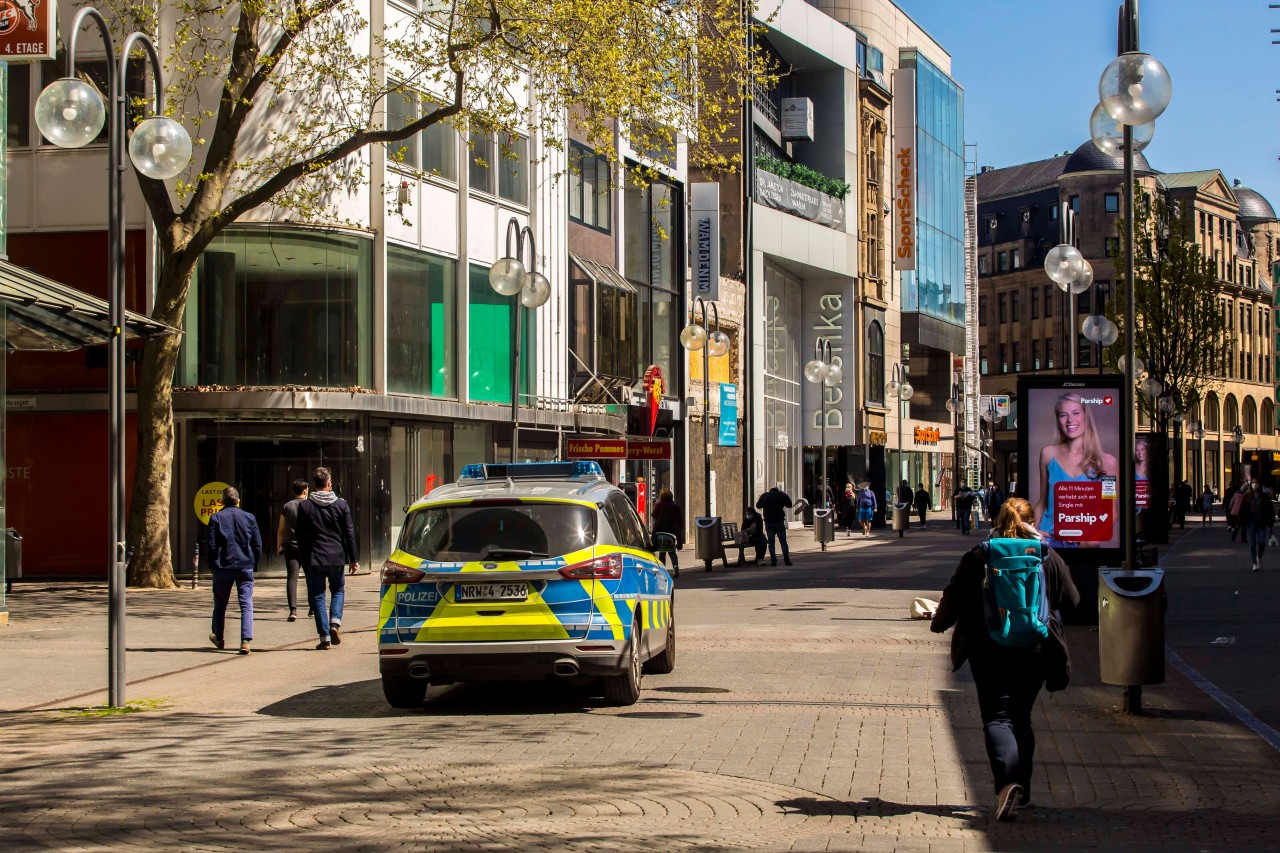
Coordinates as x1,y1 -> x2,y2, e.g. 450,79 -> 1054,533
896,0 -> 1280,208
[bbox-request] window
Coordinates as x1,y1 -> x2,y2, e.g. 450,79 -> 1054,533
399,503 -> 596,562
999,344 -> 1008,373
867,321 -> 885,404
1043,285 -> 1053,318
978,296 -> 988,325
1077,290 -> 1091,314
1078,335 -> 1092,368
998,293 -> 1007,323
1200,211 -> 1206,232
623,169 -> 683,382
387,245 -> 455,397
468,131 -> 493,194
1011,291 -> 1020,322
568,143 -> 610,231
185,228 -> 373,388
1050,204 -> 1058,221
1104,193 -> 1120,213
1013,341 -> 1021,372
1011,249 -> 1021,269
497,133 -> 529,205
998,251 -> 1008,272
468,263 -> 535,403
1046,338 -> 1054,369
604,493 -> 648,549
1032,340 -> 1040,370
385,90 -> 458,181
1069,195 -> 1080,214
7,63 -> 30,147
568,256 -> 637,387
1031,287 -> 1040,319
1106,237 -> 1119,258
979,345 -> 988,375
978,255 -> 988,274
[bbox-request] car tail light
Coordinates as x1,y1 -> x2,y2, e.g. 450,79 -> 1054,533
559,554 -> 624,580
381,559 -> 426,584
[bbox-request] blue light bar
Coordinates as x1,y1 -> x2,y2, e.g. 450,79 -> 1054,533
458,461 -> 605,482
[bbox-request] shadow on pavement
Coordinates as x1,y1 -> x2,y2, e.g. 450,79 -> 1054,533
258,678 -> 626,719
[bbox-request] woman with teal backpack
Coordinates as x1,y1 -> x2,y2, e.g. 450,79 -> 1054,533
930,497 -> 1080,822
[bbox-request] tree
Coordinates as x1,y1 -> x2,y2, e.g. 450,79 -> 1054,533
1107,183 -> 1227,541
103,0 -> 766,587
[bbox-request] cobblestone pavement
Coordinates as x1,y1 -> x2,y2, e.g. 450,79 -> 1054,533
3,521 -> 1280,851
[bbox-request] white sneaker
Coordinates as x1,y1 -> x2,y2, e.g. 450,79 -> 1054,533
1253,562 -> 1262,572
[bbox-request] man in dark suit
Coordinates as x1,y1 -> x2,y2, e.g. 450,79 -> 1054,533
207,487 -> 262,654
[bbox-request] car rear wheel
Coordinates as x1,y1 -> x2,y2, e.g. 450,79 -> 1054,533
382,674 -> 427,709
602,617 -> 643,706
643,607 -> 675,675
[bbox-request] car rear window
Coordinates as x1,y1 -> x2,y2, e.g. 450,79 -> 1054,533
398,502 -> 597,562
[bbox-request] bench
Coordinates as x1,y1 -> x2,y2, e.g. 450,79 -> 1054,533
716,522 -> 746,569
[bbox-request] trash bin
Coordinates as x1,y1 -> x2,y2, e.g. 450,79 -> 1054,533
4,528 -> 21,591
891,504 -> 910,538
693,516 -> 722,562
812,508 -> 834,545
1099,567 -> 1166,686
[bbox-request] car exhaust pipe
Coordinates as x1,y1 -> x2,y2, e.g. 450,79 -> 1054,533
552,659 -> 580,677
408,662 -> 432,680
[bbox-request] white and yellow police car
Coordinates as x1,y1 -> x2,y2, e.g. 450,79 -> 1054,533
378,461 -> 676,708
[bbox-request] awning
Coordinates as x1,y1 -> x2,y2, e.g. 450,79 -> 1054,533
0,260 -> 179,352
569,253 -> 637,294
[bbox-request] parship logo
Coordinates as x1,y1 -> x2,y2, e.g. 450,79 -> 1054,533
1077,396 -> 1115,406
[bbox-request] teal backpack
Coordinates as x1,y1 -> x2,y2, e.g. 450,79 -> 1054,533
981,538 -> 1051,646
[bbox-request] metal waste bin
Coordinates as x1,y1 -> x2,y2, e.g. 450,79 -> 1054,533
891,504 -> 910,538
5,528 -> 21,591
1099,567 -> 1166,686
812,508 -> 835,547
693,516 -> 722,563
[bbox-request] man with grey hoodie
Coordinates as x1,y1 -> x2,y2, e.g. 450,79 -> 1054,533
296,466 -> 360,649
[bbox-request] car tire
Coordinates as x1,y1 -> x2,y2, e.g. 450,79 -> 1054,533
643,606 -> 675,675
382,674 -> 427,709
602,617 -> 643,706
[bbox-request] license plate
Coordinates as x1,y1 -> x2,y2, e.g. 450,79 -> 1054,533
454,582 -> 528,602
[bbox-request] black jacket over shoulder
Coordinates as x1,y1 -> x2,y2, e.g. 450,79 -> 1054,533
930,540 -> 1080,691
296,494 -> 359,568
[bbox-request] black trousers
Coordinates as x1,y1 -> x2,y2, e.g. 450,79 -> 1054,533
968,647 -> 1047,797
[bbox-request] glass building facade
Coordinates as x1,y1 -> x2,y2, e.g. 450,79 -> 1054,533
900,52 -> 965,327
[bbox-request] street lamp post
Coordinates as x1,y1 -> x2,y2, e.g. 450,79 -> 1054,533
680,297 -> 730,569
946,380 -> 962,513
804,338 -> 842,551
887,363 -> 914,491
488,218 -> 551,462
34,7 -> 192,708
1232,424 -> 1246,481
980,398 -> 999,495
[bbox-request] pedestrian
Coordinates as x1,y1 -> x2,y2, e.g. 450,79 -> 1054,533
651,489 -> 684,577
842,482 -> 856,533
953,485 -> 976,536
855,482 -> 877,537
756,486 -> 794,566
1227,482 -> 1245,542
741,505 -> 767,565
206,486 -> 262,655
913,483 -> 931,528
897,479 -> 913,508
930,497 -> 1080,822
1198,485 -> 1214,526
276,478 -> 308,622
1174,480 -> 1193,529
985,480 -> 1006,529
1244,484 -> 1275,572
296,466 -> 360,650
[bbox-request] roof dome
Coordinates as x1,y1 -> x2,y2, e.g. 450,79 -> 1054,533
1232,183 -> 1276,221
1061,141 -> 1153,176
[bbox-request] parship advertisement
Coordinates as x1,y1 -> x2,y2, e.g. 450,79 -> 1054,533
1022,380 -> 1124,549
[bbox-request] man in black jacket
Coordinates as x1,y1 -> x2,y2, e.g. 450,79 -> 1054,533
207,487 -> 262,654
755,486 -> 794,566
297,467 -> 360,649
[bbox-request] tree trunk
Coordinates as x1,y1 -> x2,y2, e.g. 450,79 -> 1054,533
125,259 -> 193,589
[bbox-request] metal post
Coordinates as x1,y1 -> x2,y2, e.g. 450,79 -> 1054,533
511,300 -> 521,463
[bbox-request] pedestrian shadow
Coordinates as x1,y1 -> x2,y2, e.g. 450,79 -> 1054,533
777,795 -> 982,822
258,678 -> 618,719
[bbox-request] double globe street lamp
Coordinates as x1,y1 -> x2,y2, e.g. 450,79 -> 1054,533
488,217 -> 552,462
887,363 -> 913,490
680,298 -> 729,570
34,7 -> 193,708
804,338 -> 842,550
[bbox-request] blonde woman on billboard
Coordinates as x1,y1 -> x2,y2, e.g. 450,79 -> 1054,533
1033,393 -> 1119,542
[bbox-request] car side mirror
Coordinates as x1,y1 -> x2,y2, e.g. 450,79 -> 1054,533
651,532 -> 677,553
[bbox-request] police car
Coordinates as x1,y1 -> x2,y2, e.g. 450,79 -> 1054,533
378,461 -> 676,708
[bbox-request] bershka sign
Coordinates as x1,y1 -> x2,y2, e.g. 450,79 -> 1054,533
689,183 -> 720,301
891,67 -> 916,272
0,0 -> 55,60
801,287 -> 855,447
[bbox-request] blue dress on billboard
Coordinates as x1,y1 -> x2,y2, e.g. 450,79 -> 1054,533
1040,457 -> 1094,544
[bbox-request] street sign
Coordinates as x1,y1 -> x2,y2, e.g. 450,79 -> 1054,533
717,383 -> 738,446
565,438 -> 626,459
0,0 -> 56,62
